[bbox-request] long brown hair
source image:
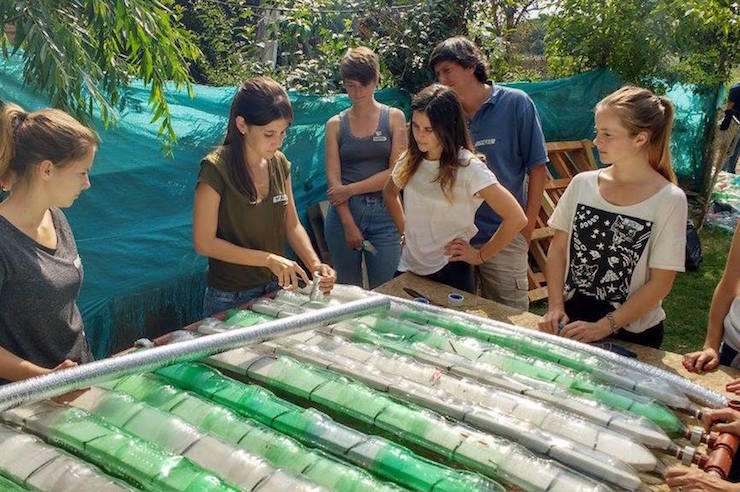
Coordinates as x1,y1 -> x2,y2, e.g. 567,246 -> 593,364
393,84 -> 476,201
222,77 -> 293,202
596,85 -> 677,183
0,102 -> 98,190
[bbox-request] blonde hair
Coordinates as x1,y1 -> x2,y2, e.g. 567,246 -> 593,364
596,86 -> 677,183
0,103 -> 99,188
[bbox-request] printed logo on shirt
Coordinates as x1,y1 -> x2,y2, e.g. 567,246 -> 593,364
565,203 -> 652,303
474,138 -> 496,147
273,193 -> 288,204
73,255 -> 82,269
372,131 -> 387,142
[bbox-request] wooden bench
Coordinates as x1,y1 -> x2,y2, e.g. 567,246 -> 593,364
528,140 -> 598,302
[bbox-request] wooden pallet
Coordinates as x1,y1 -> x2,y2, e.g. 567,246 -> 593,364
528,140 -> 598,303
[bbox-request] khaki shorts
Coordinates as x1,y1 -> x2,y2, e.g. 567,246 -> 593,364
475,233 -> 529,311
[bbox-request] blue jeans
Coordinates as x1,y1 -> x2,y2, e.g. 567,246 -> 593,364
202,280 -> 278,318
723,136 -> 740,173
324,194 -> 401,289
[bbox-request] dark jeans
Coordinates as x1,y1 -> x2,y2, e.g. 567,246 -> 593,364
397,261 -> 475,293
564,291 -> 664,349
720,342 -> 740,367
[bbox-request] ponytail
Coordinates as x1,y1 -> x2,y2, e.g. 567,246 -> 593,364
0,103 -> 27,188
0,102 -> 98,188
651,96 -> 677,184
596,86 -> 677,184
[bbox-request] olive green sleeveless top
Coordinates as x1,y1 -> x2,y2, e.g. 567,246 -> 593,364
197,146 -> 291,291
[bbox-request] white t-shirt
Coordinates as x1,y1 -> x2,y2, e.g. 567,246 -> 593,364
548,170 -> 687,333
392,148 -> 498,275
722,297 -> 740,367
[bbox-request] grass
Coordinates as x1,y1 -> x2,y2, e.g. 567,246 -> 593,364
662,227 -> 732,353
529,227 -> 733,354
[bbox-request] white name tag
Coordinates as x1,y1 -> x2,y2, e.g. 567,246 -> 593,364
372,136 -> 388,142
475,138 -> 496,147
273,193 -> 288,204
73,256 -> 82,269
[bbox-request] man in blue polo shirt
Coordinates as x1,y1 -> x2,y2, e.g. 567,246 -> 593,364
430,36 -> 547,310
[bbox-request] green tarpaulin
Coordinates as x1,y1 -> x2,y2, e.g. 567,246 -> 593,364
0,53 -> 721,357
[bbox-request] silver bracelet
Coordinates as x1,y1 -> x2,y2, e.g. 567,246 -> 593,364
606,312 -> 618,334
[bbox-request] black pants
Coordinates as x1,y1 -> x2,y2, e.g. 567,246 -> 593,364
720,342 -> 739,367
397,261 -> 475,293
564,291 -> 664,349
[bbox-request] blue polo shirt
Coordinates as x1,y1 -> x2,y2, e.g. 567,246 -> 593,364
470,84 -> 547,244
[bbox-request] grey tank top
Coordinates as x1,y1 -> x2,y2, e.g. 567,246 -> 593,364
338,105 -> 393,193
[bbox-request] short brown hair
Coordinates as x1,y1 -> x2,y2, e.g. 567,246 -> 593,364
429,36 -> 489,84
339,47 -> 379,86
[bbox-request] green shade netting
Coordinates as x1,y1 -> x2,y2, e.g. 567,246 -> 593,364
0,52 -> 720,357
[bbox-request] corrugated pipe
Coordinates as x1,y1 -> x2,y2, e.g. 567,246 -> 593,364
0,296 -> 389,412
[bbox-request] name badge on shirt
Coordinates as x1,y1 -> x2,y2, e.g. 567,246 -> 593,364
372,131 -> 387,142
273,193 -> 288,204
73,255 -> 82,269
475,138 -> 496,147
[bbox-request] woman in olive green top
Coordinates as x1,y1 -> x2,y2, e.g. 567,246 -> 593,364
193,77 -> 336,317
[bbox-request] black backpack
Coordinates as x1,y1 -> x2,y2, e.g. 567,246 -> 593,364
685,220 -> 703,271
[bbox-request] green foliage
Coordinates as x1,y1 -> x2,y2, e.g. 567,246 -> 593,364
662,227 -> 732,354
176,0 -> 261,86
1,0 -> 200,151
173,0 -> 549,92
545,0 -> 739,88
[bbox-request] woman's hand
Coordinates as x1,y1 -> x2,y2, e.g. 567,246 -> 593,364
444,238 -> 483,265
559,319 -> 611,343
328,184 -> 354,206
344,222 -> 364,250
727,378 -> 740,394
702,407 -> 740,434
51,359 -> 77,373
682,347 -> 719,374
311,263 -> 336,294
266,254 -> 310,290
665,465 -> 738,492
538,308 -> 569,334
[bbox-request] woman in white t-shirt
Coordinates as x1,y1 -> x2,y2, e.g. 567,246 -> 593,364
539,86 -> 688,348
383,84 -> 527,292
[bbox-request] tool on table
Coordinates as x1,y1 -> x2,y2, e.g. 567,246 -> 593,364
403,287 -> 440,306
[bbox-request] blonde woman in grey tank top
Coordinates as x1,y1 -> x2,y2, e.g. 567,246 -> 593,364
324,47 -> 407,288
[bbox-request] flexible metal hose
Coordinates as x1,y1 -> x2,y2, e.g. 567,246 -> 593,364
0,296 -> 389,412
